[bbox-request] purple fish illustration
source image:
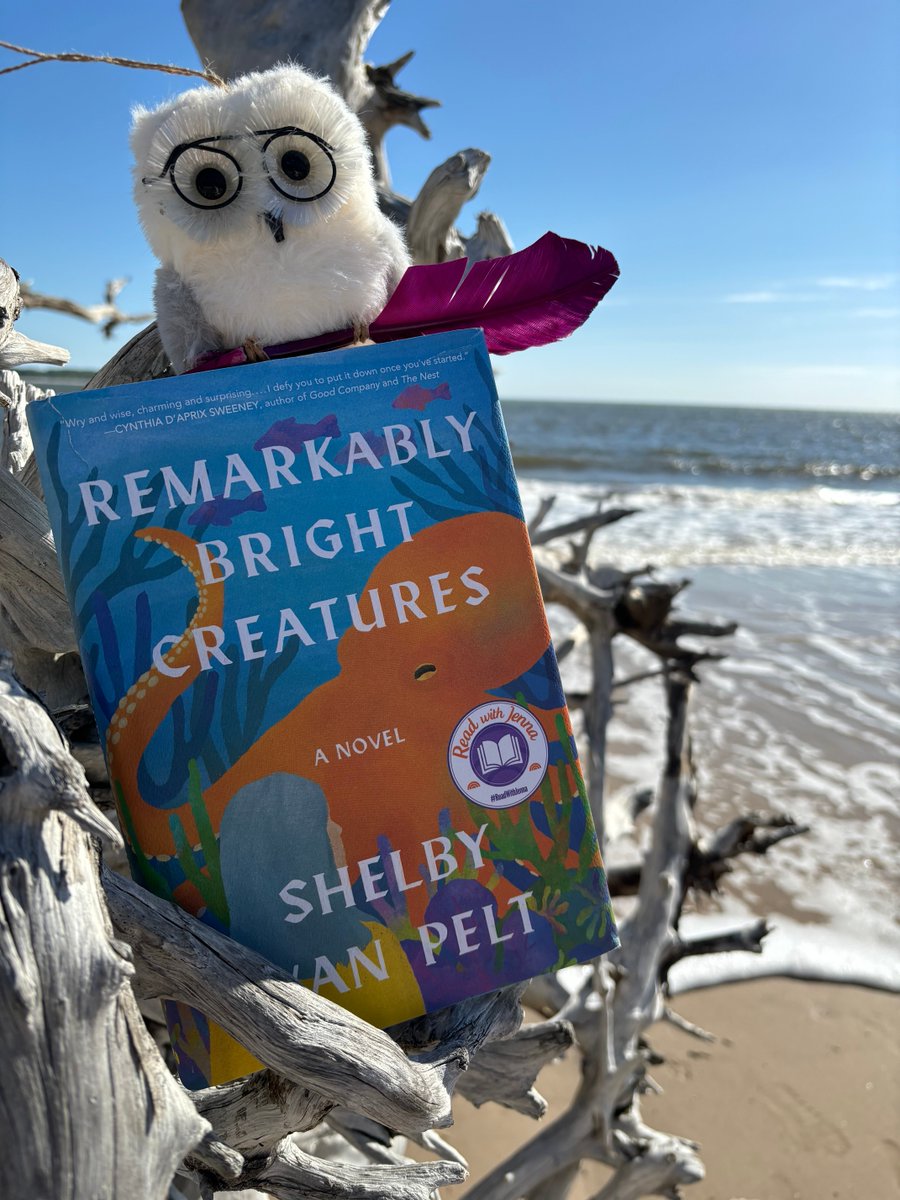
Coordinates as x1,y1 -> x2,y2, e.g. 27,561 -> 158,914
188,490 -> 266,527
334,431 -> 390,467
253,413 -> 340,451
392,382 -> 451,411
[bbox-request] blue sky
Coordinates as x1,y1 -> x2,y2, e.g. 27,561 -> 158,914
2,0 -> 898,409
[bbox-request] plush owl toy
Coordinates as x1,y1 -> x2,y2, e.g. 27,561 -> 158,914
132,65 -> 410,373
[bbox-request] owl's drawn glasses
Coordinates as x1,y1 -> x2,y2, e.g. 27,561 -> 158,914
151,126 -> 338,211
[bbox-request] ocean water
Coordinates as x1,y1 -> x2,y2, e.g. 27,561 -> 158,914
504,401 -> 900,992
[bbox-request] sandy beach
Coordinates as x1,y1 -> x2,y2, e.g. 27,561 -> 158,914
427,980 -> 899,1199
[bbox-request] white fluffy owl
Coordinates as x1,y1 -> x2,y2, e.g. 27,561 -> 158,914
131,65 -> 410,372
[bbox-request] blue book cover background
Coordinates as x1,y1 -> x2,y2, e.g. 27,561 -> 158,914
28,329 -> 618,1086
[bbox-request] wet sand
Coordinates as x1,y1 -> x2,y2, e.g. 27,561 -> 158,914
430,980 -> 899,1199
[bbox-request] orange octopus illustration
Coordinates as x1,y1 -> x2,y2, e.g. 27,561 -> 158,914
108,511 -> 561,903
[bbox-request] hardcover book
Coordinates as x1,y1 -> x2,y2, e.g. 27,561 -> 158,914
29,329 -> 618,1086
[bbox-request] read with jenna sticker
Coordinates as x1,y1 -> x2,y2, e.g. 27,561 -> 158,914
29,329 -> 619,1086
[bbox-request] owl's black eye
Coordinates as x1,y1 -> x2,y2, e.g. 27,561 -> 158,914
280,151 -> 311,181
195,167 -> 228,200
262,129 -> 336,204
168,144 -> 243,211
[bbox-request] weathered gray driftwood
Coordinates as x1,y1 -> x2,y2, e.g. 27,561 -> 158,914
0,468 -> 74,655
104,867 -> 466,1135
538,555 -> 616,843
1,368 -> 44,484
457,1020 -> 575,1118
203,1135 -> 466,1199
0,258 -> 68,367
0,272 -> 79,667
194,1071 -> 333,1155
0,658 -> 210,1200
20,275 -> 152,338
87,321 -> 172,388
405,148 -> 491,264
358,50 -> 441,190
182,0 -> 389,106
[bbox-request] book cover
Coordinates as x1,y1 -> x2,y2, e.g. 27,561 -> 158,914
28,329 -> 618,1086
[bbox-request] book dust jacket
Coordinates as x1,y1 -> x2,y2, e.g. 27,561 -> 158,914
29,329 -> 618,1086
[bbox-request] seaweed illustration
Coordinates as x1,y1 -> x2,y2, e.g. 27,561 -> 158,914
44,420 -> 110,604
473,704 -> 605,963
74,496 -> 189,635
137,671 -> 219,806
114,780 -> 173,901
489,645 -> 569,711
202,633 -> 303,781
358,833 -> 422,942
43,425 -> 216,633
390,407 -> 520,521
168,759 -> 230,928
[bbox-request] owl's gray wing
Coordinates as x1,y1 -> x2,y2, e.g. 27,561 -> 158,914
154,266 -> 224,374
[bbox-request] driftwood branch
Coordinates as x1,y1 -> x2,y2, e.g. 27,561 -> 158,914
193,1071 -> 334,1155
209,1135 -> 466,1199
0,658 -> 209,1200
0,454 -> 76,655
463,210 -> 515,261
405,149 -> 491,263
181,0 -> 391,108
666,919 -> 771,968
1,368 -> 44,486
389,981 -> 525,1055
461,499 -> 796,1200
104,867 -> 465,1136
86,322 -> 172,388
607,809 -> 807,899
360,50 -> 441,189
530,506 -> 638,547
0,263 -> 85,662
457,1020 -> 575,1117
0,258 -> 68,367
20,277 -> 153,338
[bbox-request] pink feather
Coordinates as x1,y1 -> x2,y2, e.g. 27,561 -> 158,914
190,232 -> 618,372
370,232 -> 619,354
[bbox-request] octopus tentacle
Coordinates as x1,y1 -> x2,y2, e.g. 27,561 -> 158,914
107,526 -> 225,858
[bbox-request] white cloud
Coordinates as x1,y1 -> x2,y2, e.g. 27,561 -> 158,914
816,273 -> 899,291
852,306 -> 900,320
725,273 -> 899,305
724,289 -> 822,304
724,290 -> 780,303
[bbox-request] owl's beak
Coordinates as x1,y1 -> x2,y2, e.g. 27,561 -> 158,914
264,212 -> 285,243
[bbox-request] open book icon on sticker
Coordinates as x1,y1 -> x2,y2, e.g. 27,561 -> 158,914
477,733 -> 524,774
